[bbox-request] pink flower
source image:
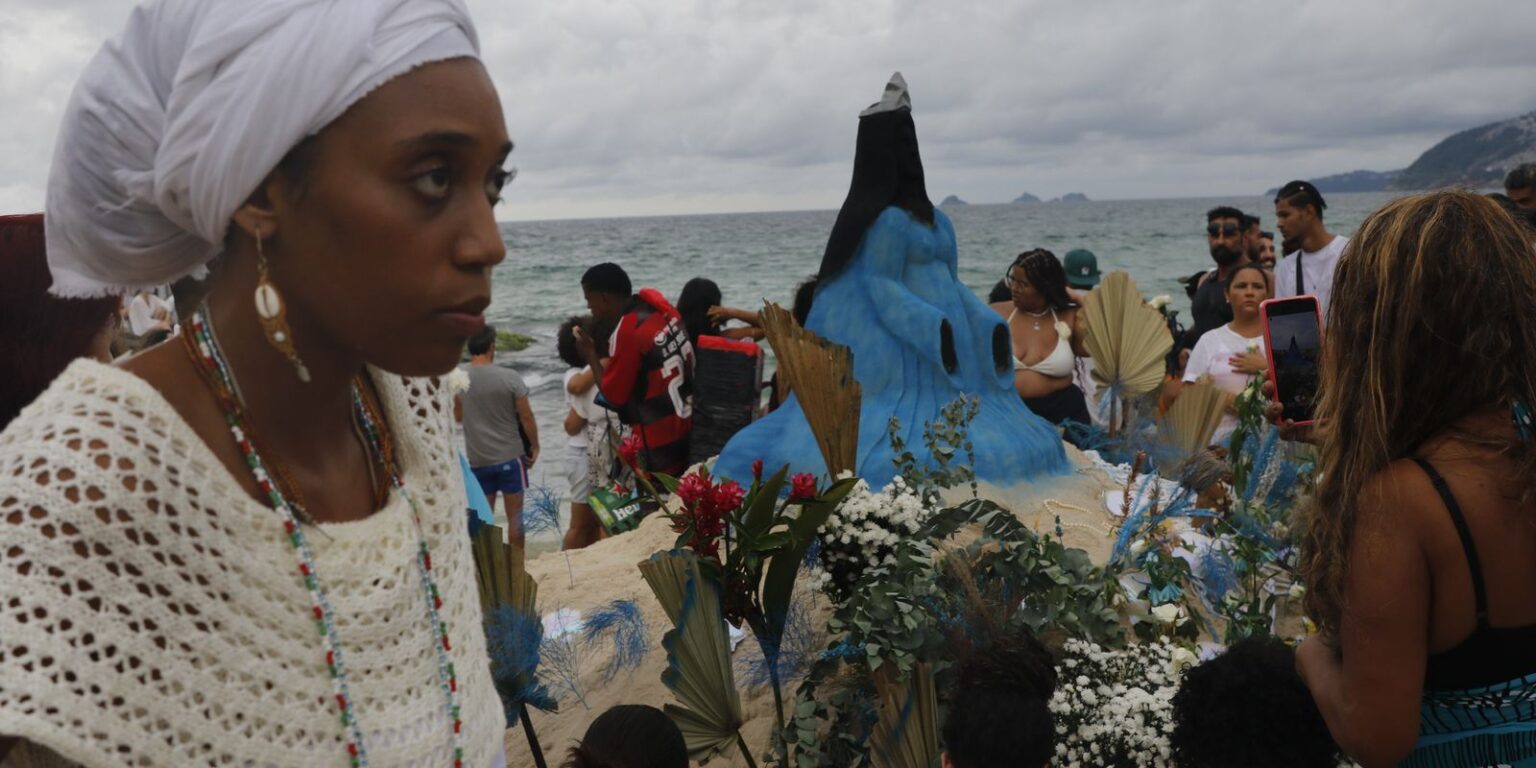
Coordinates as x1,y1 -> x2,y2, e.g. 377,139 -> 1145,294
789,473 -> 818,501
752,459 -> 764,482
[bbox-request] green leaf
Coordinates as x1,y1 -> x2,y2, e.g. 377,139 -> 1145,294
654,472 -> 682,495
742,465 -> 791,536
756,532 -> 793,552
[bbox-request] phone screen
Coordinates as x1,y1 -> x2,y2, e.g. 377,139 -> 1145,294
1266,303 -> 1322,423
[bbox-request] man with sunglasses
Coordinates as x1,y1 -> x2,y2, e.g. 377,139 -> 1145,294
1187,206 -> 1252,346
1273,180 -> 1347,321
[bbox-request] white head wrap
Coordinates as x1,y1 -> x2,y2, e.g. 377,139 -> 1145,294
45,0 -> 481,297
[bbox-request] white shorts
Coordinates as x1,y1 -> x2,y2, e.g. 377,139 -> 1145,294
566,443 -> 592,502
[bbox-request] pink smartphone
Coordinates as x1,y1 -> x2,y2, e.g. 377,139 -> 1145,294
1261,296 -> 1322,426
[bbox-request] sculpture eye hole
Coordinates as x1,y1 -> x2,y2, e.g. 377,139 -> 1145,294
941,321 -> 958,374
992,325 -> 1010,374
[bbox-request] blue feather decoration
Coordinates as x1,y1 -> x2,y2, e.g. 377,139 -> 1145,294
540,609 -> 590,710
483,605 -> 557,714
582,599 -> 649,684
522,484 -> 565,537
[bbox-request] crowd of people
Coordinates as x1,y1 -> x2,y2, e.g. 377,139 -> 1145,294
4,1 -> 1536,765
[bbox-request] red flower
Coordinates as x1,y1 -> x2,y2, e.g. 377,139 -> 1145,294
706,480 -> 746,517
752,459 -> 764,482
676,471 -> 711,510
618,433 -> 643,472
789,473 -> 818,501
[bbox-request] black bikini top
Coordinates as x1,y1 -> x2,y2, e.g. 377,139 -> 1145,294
1413,458 -> 1536,690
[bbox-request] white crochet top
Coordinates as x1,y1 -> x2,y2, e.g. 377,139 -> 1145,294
0,360 -> 504,767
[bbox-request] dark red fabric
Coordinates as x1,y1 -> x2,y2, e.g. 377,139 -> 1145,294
1,214 -> 119,430
600,288 -> 694,475
696,335 -> 760,356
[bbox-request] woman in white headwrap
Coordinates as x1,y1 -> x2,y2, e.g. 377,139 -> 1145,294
0,1 -> 513,766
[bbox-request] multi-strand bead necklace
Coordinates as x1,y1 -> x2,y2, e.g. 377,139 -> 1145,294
183,306 -> 464,767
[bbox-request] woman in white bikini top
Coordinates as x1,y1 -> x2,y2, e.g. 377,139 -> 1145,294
989,249 -> 1091,428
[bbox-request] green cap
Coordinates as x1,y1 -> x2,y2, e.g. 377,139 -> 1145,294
1063,249 -> 1100,288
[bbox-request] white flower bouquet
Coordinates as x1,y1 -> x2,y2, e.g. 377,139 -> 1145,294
1050,638 -> 1181,767
811,475 -> 929,604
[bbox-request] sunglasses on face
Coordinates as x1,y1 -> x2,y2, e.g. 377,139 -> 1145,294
1005,271 -> 1029,289
1207,223 -> 1240,237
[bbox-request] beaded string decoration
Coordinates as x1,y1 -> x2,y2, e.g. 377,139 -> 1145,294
183,306 -> 464,767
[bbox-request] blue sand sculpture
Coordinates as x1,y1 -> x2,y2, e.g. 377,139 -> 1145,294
715,206 -> 1069,488
717,74 -> 1068,488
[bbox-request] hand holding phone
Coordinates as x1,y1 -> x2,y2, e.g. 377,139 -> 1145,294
1261,296 -> 1323,426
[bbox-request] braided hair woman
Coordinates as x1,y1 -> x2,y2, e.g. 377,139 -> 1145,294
989,248 -> 1091,429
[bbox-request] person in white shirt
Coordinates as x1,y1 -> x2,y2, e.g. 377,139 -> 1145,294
1177,263 -> 1271,447
1274,180 -> 1348,321
125,288 -> 173,336
557,316 -> 609,550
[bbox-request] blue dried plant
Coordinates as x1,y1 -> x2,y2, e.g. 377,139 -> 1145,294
540,609 -> 590,711
522,485 -> 565,537
582,599 -> 649,685
483,605 -> 556,715
736,589 -> 822,689
523,484 -> 575,585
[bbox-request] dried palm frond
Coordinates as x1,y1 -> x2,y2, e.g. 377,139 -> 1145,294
638,550 -> 746,763
759,301 -> 862,476
1160,378 -> 1229,456
869,663 -> 940,768
1081,271 -> 1173,401
473,523 -> 551,766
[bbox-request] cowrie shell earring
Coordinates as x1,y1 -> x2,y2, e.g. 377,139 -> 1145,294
254,232 -> 311,383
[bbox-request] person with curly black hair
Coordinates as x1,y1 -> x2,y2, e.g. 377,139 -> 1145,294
942,629 -> 1058,768
1170,635 -> 1340,768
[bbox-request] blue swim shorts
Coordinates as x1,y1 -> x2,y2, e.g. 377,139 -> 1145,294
472,457 -> 528,498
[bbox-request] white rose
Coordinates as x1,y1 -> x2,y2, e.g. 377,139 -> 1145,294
1149,295 -> 1171,310
1170,646 -> 1197,675
1151,603 -> 1181,625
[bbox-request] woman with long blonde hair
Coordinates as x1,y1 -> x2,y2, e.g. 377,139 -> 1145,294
1294,190 -> 1536,767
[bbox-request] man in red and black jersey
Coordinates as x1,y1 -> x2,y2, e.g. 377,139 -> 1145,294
574,263 -> 695,478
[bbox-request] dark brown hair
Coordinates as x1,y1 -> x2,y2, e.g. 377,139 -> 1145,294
1,214 -> 119,430
560,704 -> 686,768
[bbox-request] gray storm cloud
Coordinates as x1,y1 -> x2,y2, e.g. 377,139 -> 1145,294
3,0 -> 1534,220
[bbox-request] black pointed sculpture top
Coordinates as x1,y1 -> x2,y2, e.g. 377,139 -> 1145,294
816,72 -> 935,282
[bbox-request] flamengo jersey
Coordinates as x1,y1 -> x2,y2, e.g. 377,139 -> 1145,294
602,288 -> 695,476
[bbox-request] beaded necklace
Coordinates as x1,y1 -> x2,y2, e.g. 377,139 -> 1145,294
183,306 -> 464,767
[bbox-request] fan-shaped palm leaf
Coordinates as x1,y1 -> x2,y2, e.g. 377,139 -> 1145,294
639,550 -> 747,763
1160,379 -> 1229,456
1081,272 -> 1173,400
869,663 -> 939,768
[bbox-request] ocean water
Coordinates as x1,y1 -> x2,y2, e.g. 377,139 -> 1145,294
484,192 -> 1402,537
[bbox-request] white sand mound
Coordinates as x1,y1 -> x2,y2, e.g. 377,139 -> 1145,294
505,447 -> 1122,767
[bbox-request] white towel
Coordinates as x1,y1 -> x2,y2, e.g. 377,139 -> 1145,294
45,0 -> 480,298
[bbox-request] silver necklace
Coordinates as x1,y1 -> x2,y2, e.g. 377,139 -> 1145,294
1020,307 -> 1050,331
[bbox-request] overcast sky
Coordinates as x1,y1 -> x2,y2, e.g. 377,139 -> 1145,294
3,0 -> 1534,221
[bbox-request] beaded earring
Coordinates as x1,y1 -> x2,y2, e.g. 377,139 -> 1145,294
253,231 -> 311,383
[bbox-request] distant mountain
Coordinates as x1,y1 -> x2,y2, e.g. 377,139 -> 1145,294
1053,193 -> 1090,203
1391,110 -> 1536,190
1264,110 -> 1536,195
940,195 -> 968,206
1264,170 -> 1403,196
1013,192 -> 1042,204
